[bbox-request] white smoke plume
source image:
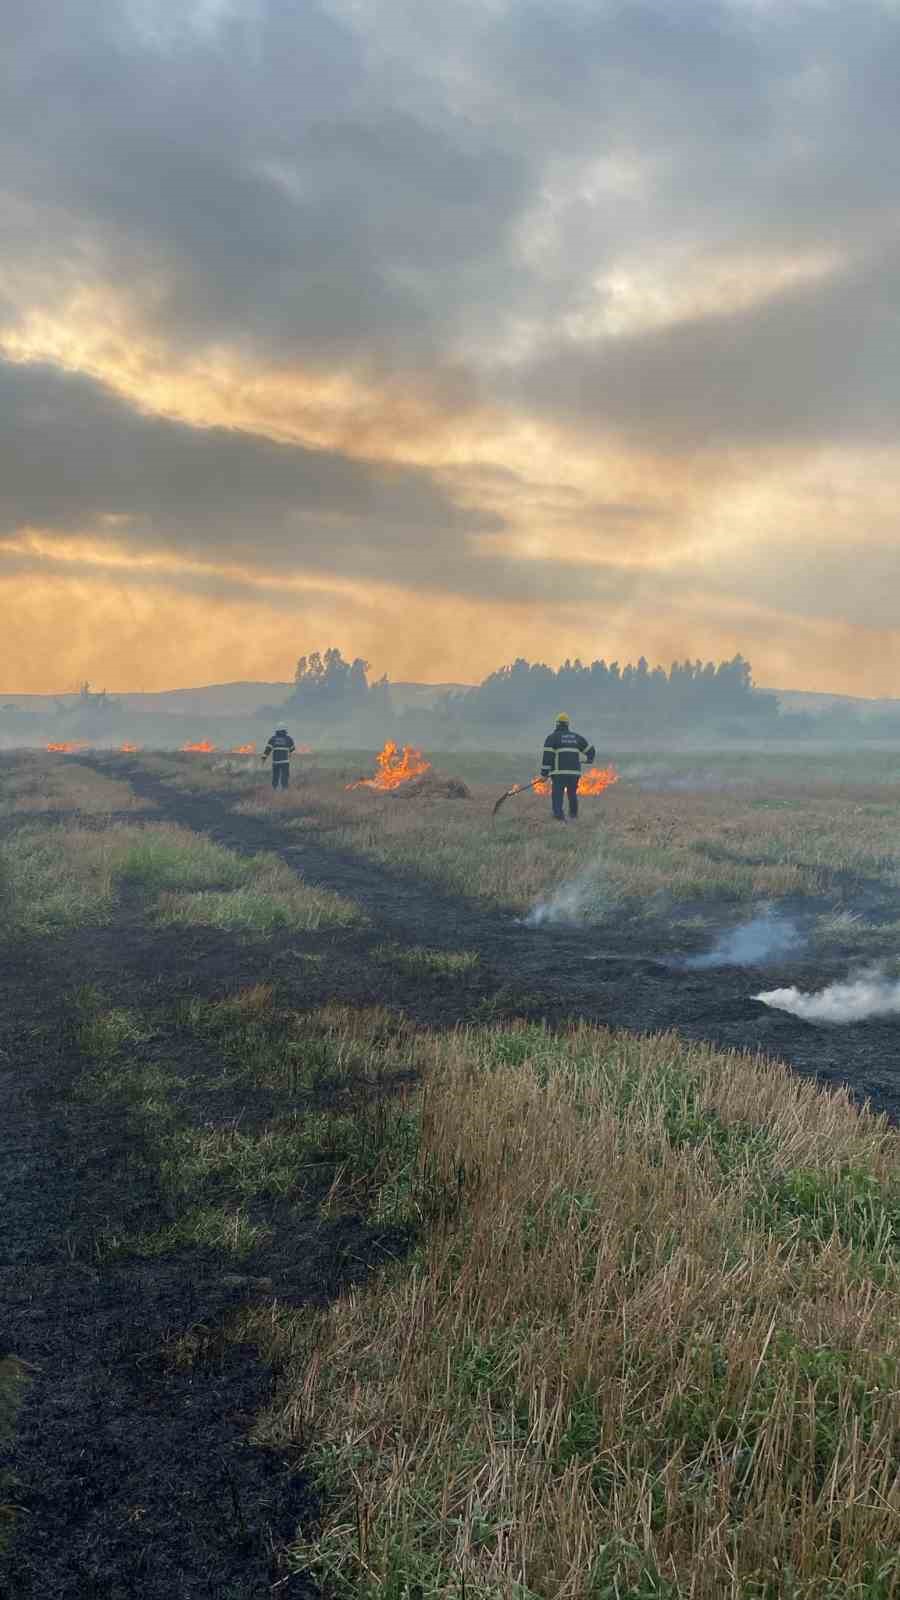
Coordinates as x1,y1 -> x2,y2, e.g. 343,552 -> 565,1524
684,909 -> 802,969
525,859 -> 609,928
756,967 -> 900,1024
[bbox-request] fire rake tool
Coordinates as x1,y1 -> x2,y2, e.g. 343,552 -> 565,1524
492,775 -> 545,817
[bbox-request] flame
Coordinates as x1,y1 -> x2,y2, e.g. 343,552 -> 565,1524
182,739 -> 216,753
120,742 -> 140,753
534,766 -> 619,796
346,740 -> 431,791
231,743 -> 256,755
296,744 -> 313,754
46,740 -> 88,753
580,765 -> 619,794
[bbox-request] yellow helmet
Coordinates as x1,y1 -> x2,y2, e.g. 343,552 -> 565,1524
556,712 -> 570,724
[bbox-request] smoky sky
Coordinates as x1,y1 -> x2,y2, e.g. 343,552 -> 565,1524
4,0 -> 900,671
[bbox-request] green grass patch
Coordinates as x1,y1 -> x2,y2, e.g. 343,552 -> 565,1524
157,871 -> 361,933
0,820 -> 361,936
371,941 -> 480,978
113,830 -> 252,891
98,1206 -> 272,1261
749,1164 -> 900,1262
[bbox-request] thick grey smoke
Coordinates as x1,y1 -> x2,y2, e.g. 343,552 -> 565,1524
756,967 -> 900,1024
684,909 -> 802,969
524,858 -> 609,927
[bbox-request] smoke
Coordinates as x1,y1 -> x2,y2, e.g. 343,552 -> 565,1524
683,908 -> 802,969
619,763 -> 749,793
756,967 -> 900,1024
525,858 -> 609,927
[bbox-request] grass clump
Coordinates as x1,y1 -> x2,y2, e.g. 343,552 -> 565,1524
157,858 -> 362,933
246,1022 -> 900,1600
112,829 -> 251,892
371,942 -> 480,978
102,1207 -> 273,1261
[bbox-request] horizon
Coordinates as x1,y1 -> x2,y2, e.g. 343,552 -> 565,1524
2,670 -> 897,707
5,4 -> 900,696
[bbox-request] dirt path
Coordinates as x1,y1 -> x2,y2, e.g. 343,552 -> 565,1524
110,758 -> 900,1124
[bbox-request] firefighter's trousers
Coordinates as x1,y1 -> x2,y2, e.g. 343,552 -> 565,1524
551,774 -> 579,819
272,761 -> 290,790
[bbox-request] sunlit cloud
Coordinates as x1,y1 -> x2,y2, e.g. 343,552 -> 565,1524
3,0 -> 900,694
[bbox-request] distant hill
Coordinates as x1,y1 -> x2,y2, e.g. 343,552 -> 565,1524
0,682 -> 293,717
4,679 -> 898,722
762,688 -> 900,718
0,679 -> 474,717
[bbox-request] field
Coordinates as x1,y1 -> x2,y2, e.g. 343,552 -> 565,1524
3,746 -> 900,1597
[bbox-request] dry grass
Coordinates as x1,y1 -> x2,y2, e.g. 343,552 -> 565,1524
0,754 -> 149,815
244,1023 -> 900,1598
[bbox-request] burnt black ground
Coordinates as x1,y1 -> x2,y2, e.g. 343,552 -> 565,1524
3,758 -> 900,1597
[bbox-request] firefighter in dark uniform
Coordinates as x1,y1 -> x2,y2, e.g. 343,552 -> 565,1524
262,727 -> 296,789
540,713 -> 596,822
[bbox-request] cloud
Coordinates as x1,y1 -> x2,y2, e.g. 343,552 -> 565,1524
0,355 -> 506,586
509,240 -> 900,449
5,0 -> 900,691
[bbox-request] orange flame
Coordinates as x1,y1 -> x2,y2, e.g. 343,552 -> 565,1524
182,739 -> 216,753
580,765 -> 619,795
346,740 -> 431,791
120,742 -> 140,753
46,740 -> 88,753
296,744 -> 313,755
535,766 -> 619,797
230,743 -> 256,755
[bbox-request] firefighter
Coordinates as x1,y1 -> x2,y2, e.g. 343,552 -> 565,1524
262,727 -> 296,789
540,713 -> 596,822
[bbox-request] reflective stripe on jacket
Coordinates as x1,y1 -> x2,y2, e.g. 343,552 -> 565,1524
541,727 -> 592,776
264,734 -> 295,764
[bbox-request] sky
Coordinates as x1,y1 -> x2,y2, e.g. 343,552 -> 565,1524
3,0 -> 900,695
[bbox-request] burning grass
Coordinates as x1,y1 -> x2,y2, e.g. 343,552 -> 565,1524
0,755 -> 149,816
242,1021 -> 900,1599
0,821 -> 360,935
346,741 -> 431,791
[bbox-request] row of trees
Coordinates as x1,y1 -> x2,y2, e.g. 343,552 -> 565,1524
268,648 -> 778,728
453,654 -> 777,725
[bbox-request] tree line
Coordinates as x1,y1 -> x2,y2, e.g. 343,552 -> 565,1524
274,648 -> 779,728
